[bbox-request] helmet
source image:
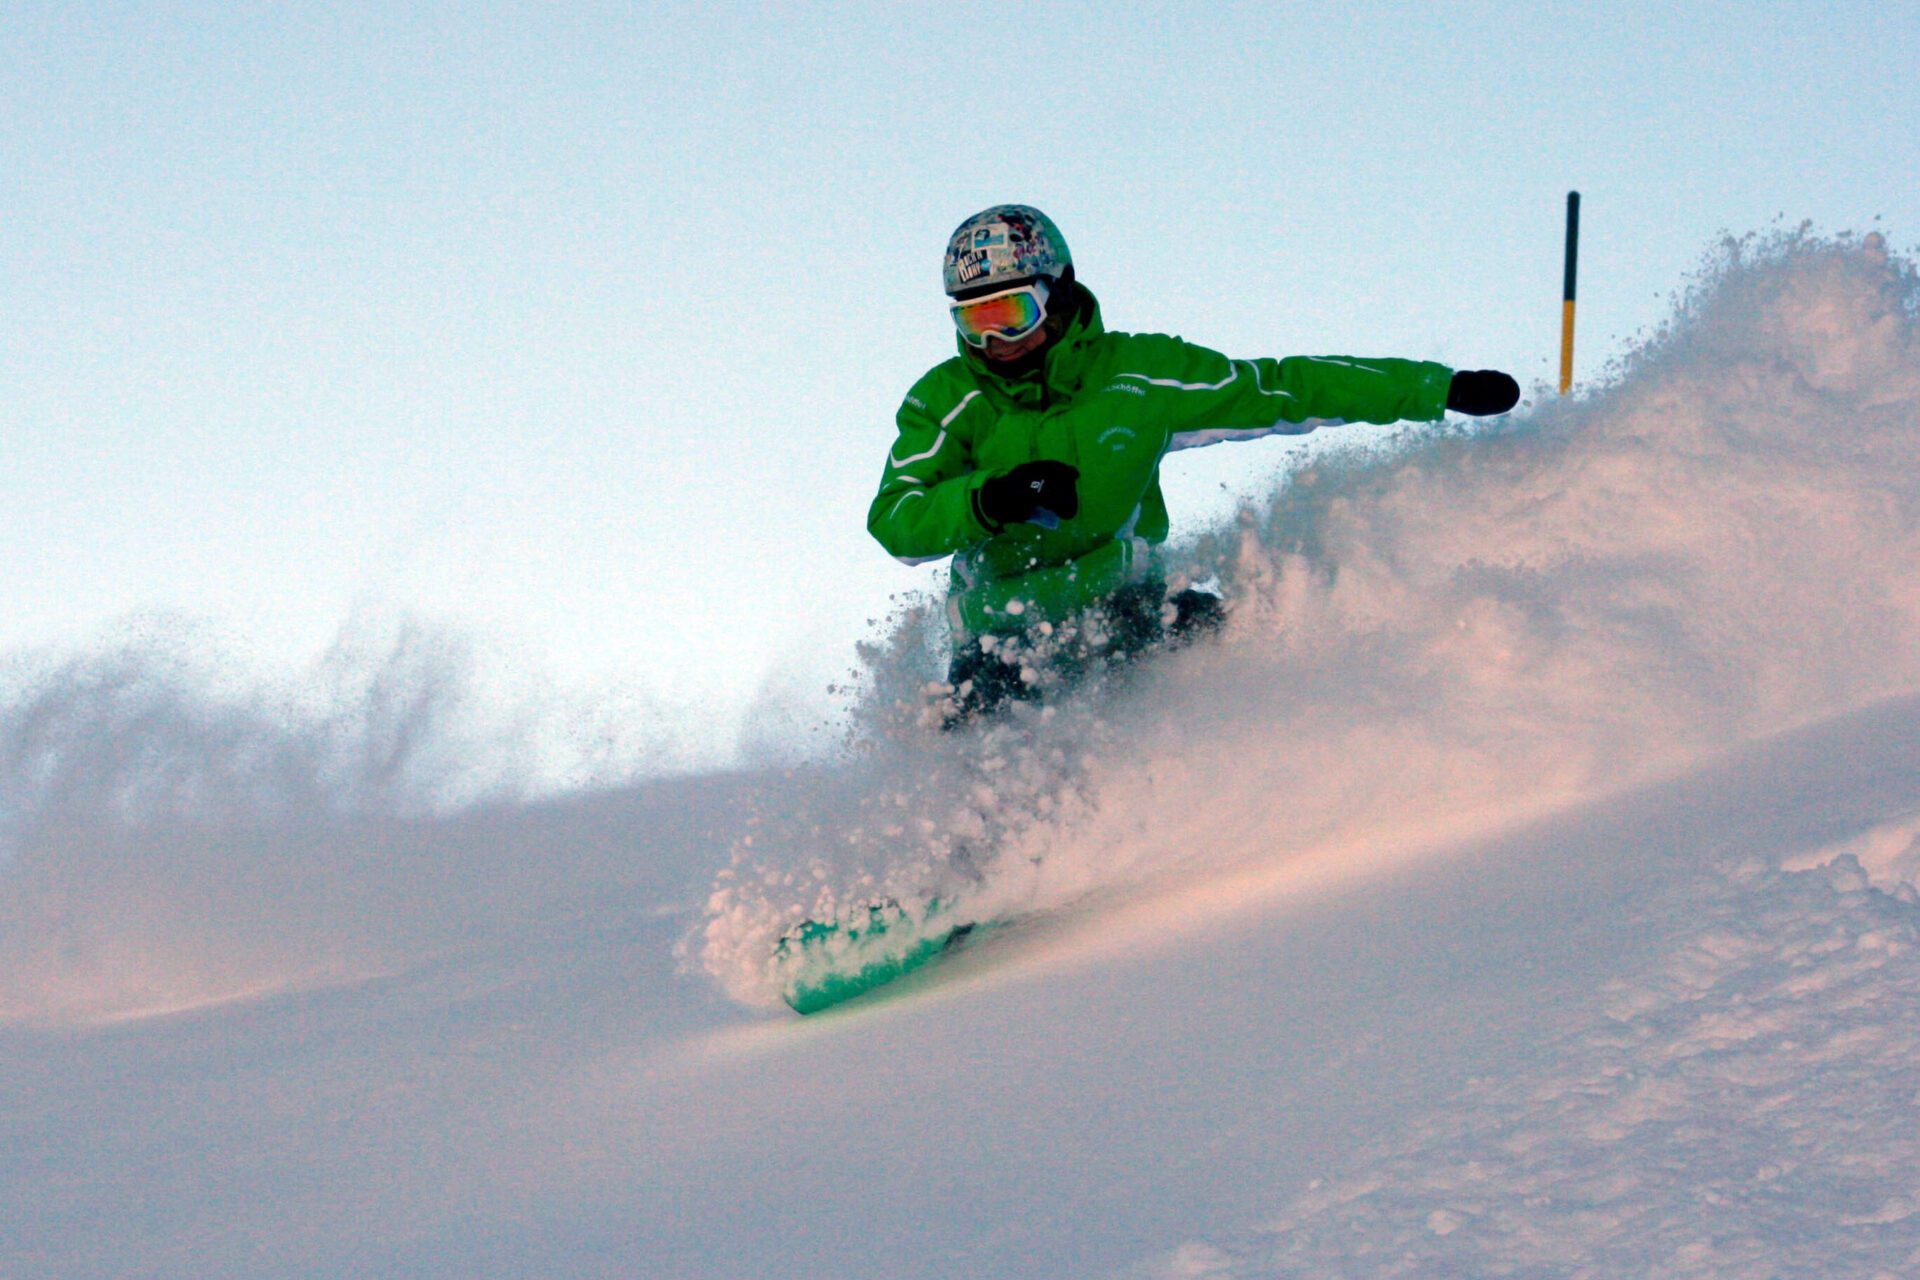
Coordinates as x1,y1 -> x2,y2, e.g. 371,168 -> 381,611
942,205 -> 1072,298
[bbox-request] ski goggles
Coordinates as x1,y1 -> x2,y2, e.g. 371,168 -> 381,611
949,280 -> 1051,348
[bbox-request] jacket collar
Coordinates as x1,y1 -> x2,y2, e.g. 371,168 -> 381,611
957,285 -> 1106,408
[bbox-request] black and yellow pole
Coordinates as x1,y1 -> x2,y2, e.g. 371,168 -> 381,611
1559,191 -> 1580,395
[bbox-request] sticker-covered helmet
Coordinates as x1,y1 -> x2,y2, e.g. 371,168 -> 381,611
941,205 -> 1072,298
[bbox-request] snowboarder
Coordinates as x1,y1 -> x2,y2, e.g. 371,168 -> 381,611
870,204 -> 1518,722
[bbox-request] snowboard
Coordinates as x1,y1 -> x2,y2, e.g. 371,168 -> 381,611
774,897 -> 983,1015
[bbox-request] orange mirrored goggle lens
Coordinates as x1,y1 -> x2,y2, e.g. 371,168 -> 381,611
950,283 -> 1049,347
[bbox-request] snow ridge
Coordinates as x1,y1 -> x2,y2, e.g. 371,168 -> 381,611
1164,853 -> 1920,1277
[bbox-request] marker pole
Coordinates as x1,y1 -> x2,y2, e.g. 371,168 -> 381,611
1559,191 -> 1580,395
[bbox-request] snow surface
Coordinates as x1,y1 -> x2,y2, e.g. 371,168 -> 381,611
4,234 -> 1920,1277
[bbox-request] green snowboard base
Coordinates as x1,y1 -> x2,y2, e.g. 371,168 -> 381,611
774,898 -> 980,1015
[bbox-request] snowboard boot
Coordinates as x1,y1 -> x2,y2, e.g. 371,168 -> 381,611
1166,587 -> 1227,646
942,639 -> 1040,728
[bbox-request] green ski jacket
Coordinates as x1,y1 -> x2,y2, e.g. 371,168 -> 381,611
869,288 -> 1452,638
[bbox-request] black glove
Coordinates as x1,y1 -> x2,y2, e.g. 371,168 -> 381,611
1446,369 -> 1520,416
975,460 -> 1080,530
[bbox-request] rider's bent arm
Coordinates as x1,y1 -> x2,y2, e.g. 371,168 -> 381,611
867,392 -> 995,565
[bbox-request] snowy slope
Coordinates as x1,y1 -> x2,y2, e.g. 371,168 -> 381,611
3,235 -> 1919,1277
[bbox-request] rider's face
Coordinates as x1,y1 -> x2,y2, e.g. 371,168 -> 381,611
982,324 -> 1052,364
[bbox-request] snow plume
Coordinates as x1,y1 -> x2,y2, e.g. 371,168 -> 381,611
0,614 -> 699,1025
0,614 -> 691,836
695,231 -> 1920,1007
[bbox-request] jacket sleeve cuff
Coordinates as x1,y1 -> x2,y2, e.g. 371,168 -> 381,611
1422,363 -> 1455,420
968,476 -> 1004,535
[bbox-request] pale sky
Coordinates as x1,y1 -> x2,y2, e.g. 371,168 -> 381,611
4,1 -> 1914,752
